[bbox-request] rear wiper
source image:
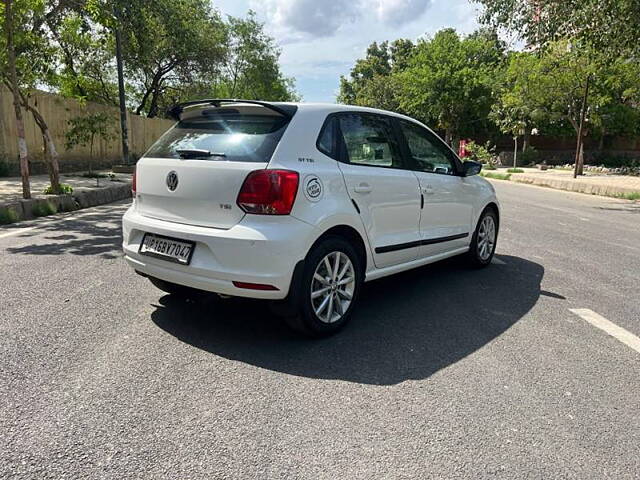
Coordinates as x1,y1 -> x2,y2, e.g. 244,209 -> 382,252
176,149 -> 226,159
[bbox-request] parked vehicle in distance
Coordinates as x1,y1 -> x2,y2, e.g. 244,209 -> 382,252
122,100 -> 499,336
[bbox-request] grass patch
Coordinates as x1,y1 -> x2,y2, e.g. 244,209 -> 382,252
483,164 -> 497,170
43,183 -> 74,195
481,172 -> 512,181
615,191 -> 640,201
32,201 -> 58,217
0,207 -> 20,225
507,168 -> 525,173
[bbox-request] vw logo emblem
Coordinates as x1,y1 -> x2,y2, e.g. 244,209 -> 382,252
166,171 -> 179,191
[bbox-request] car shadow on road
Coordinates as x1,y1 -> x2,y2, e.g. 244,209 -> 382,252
150,254 -> 543,385
5,203 -> 129,259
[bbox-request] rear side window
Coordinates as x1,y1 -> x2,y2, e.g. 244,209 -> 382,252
144,114 -> 290,163
336,113 -> 402,168
316,116 -> 337,159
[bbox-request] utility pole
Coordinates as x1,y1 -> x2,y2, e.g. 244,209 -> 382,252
573,75 -> 591,178
5,0 -> 30,199
114,20 -> 130,166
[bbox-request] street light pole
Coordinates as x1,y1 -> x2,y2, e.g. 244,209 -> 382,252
114,23 -> 130,166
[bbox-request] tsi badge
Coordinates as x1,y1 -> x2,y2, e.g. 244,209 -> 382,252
303,175 -> 323,202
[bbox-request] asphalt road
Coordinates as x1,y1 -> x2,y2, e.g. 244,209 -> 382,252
1,181 -> 639,479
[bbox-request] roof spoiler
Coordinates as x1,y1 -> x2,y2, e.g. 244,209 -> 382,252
166,99 -> 297,121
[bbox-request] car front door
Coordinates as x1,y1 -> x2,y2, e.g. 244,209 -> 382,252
396,119 -> 474,258
334,113 -> 422,269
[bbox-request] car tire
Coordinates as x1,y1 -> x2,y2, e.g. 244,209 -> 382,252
467,208 -> 498,268
282,236 -> 363,337
148,276 -> 201,298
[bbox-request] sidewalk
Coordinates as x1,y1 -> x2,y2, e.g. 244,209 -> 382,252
496,167 -> 640,198
0,170 -> 132,224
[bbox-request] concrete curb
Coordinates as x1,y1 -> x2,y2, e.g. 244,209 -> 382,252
509,174 -> 640,197
0,182 -> 132,223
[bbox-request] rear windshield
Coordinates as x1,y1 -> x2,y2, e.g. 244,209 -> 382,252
144,114 -> 290,162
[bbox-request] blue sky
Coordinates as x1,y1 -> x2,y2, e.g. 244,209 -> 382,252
213,0 -> 490,102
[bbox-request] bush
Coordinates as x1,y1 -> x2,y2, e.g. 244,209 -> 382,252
81,172 -> 108,179
32,201 -> 57,217
588,154 -> 638,169
507,168 -> 524,173
0,207 -> 20,225
519,147 -> 539,166
44,183 -> 73,195
465,141 -> 498,167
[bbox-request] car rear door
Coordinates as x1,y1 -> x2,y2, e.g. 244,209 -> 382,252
334,112 -> 422,269
135,104 -> 292,229
395,119 -> 474,257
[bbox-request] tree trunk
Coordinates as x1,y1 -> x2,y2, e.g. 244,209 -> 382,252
147,84 -> 162,119
115,24 -> 130,165
445,128 -> 453,147
574,75 -> 591,178
578,135 -> 585,175
513,136 -> 518,168
20,96 -> 61,194
89,134 -> 94,175
5,0 -> 31,199
523,126 -> 531,152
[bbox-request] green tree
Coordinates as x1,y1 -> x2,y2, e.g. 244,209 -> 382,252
398,28 -> 506,145
474,0 -> 640,57
0,0 -> 66,194
64,112 -> 117,175
181,12 -> 298,103
337,39 -> 413,109
491,52 -> 545,153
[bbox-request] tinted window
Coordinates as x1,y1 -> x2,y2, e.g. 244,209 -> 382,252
144,114 -> 289,163
337,114 -> 402,168
317,116 -> 336,158
399,120 -> 457,175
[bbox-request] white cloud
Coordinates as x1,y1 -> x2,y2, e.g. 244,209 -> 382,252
257,0 -> 362,38
237,0 -> 481,101
255,0 -> 433,39
375,0 -> 432,26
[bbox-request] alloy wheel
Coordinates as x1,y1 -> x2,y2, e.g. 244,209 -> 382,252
477,215 -> 496,261
310,251 -> 356,324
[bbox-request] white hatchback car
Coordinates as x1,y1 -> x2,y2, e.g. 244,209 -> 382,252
122,100 -> 499,335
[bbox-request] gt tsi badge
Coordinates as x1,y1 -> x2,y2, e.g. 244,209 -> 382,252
304,175 -> 323,202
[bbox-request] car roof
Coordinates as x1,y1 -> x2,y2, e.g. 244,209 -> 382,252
274,102 -> 419,122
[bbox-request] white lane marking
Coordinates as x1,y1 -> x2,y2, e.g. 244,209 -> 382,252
0,227 -> 36,239
492,257 -> 506,265
570,308 -> 640,354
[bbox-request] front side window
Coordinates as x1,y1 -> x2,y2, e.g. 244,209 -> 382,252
337,114 -> 402,168
144,113 -> 290,163
399,120 -> 458,175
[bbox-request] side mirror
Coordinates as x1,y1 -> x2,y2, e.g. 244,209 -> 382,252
462,161 -> 482,177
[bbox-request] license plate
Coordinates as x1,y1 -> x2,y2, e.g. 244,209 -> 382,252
139,233 -> 195,265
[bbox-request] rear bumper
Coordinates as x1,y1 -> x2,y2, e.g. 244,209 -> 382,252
122,205 -> 315,299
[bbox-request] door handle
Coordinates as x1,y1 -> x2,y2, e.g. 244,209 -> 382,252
422,185 -> 435,195
354,183 -> 372,194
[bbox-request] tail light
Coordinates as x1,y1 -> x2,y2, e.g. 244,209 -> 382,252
237,169 -> 299,215
132,169 -> 137,196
